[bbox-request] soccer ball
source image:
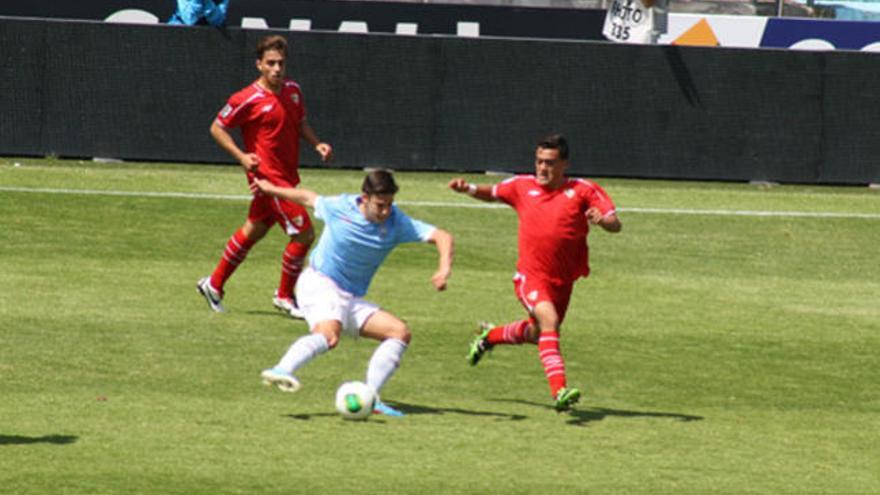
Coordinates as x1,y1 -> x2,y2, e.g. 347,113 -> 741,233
335,381 -> 376,420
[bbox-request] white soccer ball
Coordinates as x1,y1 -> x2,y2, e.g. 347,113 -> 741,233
335,381 -> 376,420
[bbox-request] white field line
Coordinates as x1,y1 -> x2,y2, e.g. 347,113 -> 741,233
1,186 -> 879,220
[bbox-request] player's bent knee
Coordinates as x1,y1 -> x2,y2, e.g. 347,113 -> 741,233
390,323 -> 411,344
313,325 -> 341,349
290,228 -> 314,245
243,221 -> 270,242
525,325 -> 540,343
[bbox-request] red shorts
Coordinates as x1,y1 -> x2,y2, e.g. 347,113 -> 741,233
513,272 -> 574,324
248,193 -> 312,236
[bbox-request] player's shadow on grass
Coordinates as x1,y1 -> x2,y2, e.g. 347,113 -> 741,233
493,399 -> 703,427
284,401 -> 527,422
389,401 -> 527,421
245,310 -> 299,318
0,434 -> 78,446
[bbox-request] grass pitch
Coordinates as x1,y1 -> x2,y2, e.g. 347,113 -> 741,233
1,158 -> 878,494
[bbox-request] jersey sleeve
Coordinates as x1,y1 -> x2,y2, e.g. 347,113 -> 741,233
313,195 -> 331,221
393,207 -> 436,243
582,180 -> 616,216
491,176 -> 520,206
215,92 -> 253,129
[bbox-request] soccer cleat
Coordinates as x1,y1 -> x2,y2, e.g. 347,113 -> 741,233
372,400 -> 404,417
196,276 -> 225,313
261,367 -> 301,393
554,387 -> 581,412
466,321 -> 494,366
273,292 -> 305,319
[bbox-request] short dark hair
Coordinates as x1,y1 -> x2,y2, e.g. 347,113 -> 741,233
256,35 -> 288,60
537,134 -> 569,160
362,169 -> 399,196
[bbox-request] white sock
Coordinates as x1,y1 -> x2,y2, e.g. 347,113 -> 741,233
277,333 -> 329,374
365,338 -> 408,394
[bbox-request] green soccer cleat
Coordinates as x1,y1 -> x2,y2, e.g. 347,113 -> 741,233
554,387 -> 581,412
466,321 -> 494,366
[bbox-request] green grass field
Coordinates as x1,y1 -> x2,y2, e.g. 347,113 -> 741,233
1,157 -> 878,494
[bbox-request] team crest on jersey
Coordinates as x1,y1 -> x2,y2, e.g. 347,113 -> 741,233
565,188 -> 575,198
220,104 -> 232,118
527,290 -> 539,301
528,189 -> 541,197
261,104 -> 274,113
290,93 -> 300,105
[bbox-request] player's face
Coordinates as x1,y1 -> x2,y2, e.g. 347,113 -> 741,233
534,147 -> 568,189
256,49 -> 286,90
361,193 -> 395,223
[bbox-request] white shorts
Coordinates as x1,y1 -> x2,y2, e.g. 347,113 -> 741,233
295,267 -> 380,338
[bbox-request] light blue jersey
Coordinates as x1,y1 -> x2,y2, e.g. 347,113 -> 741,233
310,194 -> 436,297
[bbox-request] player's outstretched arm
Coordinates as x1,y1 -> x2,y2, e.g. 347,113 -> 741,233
250,178 -> 318,208
210,121 -> 259,172
300,120 -> 334,163
587,208 -> 623,233
427,228 -> 454,291
448,178 -> 496,202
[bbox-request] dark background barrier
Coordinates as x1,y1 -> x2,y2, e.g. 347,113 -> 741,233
1,17 -> 878,184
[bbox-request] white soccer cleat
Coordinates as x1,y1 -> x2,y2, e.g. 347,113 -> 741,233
196,277 -> 225,313
261,367 -> 301,393
272,292 -> 305,319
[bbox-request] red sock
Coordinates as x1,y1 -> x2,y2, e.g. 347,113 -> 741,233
210,228 -> 256,291
277,241 -> 309,299
486,319 -> 532,345
538,330 -> 567,398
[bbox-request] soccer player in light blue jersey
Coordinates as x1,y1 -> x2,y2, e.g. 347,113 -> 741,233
252,170 -> 454,417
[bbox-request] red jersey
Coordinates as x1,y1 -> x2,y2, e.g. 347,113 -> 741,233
493,175 -> 616,284
215,79 -> 306,187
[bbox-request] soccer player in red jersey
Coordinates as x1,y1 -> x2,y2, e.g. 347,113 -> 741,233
448,134 -> 622,411
197,35 -> 333,317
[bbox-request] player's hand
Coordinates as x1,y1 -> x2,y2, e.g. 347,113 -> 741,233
431,269 -> 450,291
447,178 -> 470,193
315,142 -> 333,162
586,207 -> 603,224
250,178 -> 275,197
240,153 -> 260,172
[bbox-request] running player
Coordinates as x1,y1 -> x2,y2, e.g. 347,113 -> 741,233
448,134 -> 622,411
255,170 -> 454,417
196,35 -> 332,318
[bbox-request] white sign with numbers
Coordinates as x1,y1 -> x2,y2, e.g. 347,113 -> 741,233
603,0 -> 654,44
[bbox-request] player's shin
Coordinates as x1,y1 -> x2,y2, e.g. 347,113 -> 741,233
277,333 -> 330,374
538,330 -> 567,397
277,241 -> 309,298
486,319 -> 533,345
211,228 -> 256,290
365,338 -> 407,394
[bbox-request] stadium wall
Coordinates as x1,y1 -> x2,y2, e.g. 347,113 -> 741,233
1,17 -> 878,184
